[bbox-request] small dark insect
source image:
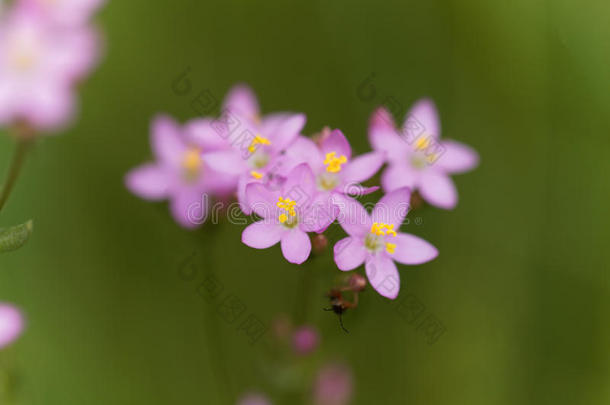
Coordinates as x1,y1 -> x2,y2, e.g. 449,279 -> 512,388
324,289 -> 358,333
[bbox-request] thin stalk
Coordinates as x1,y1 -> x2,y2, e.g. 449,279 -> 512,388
0,136 -> 32,214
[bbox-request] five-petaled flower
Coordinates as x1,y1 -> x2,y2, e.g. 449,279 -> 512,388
369,99 -> 479,209
242,163 -> 336,264
333,188 -> 438,299
203,84 -> 306,214
125,115 -> 238,228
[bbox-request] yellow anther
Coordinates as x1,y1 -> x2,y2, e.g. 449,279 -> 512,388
415,136 -> 430,151
278,213 -> 288,223
324,152 -> 348,173
277,197 -> 297,217
248,135 -> 271,153
370,222 -> 397,237
250,171 -> 263,179
386,242 -> 396,254
183,148 -> 202,172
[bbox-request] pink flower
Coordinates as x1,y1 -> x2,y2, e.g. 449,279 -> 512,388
19,0 -> 105,26
292,325 -> 319,355
313,363 -> 353,405
125,115 -> 238,228
369,100 -> 479,209
333,188 -> 437,299
0,303 -> 24,349
203,84 -> 306,214
242,164 -> 336,264
0,5 -> 99,131
285,129 -> 384,198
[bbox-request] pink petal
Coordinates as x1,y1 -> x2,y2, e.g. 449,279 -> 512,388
342,152 -> 385,184
203,150 -> 247,175
223,84 -> 259,120
245,182 -> 280,219
25,83 -> 75,131
282,163 -> 316,207
371,187 -> 411,229
125,164 -> 170,200
263,113 -> 306,151
185,119 -> 231,151
341,184 -> 379,197
300,193 -> 338,233
321,129 -> 352,160
435,140 -> 479,174
237,174 -> 253,215
242,221 -> 284,249
404,98 -> 440,139
333,194 -> 371,237
418,171 -> 457,209
365,255 -> 400,299
170,187 -> 207,229
0,304 -> 24,349
152,115 -> 185,167
284,135 -> 323,171
381,164 -> 418,192
333,237 -> 366,271
281,229 -> 311,264
369,107 -> 408,163
393,233 -> 438,265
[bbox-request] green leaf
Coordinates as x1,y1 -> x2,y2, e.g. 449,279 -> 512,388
0,220 -> 33,253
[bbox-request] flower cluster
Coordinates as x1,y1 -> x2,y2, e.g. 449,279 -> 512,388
126,84 -> 478,299
0,0 -> 104,133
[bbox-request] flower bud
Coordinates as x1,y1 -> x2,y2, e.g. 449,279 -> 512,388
0,303 -> 24,349
348,274 -> 366,292
292,325 -> 319,355
313,363 -> 353,405
312,234 -> 328,254
237,392 -> 272,405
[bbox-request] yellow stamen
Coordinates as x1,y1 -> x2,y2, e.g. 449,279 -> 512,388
250,171 -> 263,179
323,152 -> 348,173
386,242 -> 396,254
183,148 -> 202,172
414,136 -> 430,151
370,222 -> 397,237
277,196 -> 297,223
248,135 -> 271,153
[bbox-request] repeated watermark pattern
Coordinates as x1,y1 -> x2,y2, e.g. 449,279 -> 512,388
371,273 -> 447,345
177,251 -> 268,345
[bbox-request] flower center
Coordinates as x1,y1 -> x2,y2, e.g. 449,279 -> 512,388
365,222 -> 397,254
277,196 -> 298,228
249,150 -> 270,169
324,152 -> 347,173
250,171 -> 263,180
248,135 -> 271,154
316,172 -> 339,191
8,35 -> 40,73
411,136 -> 438,169
182,147 -> 202,182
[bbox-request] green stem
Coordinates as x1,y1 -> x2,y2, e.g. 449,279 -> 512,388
200,227 -> 232,405
293,258 -> 317,325
0,137 -> 32,215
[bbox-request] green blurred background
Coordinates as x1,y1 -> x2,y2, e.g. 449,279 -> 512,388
1,0 -> 610,403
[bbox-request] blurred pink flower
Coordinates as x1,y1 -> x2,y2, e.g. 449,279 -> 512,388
0,303 -> 24,349
237,392 -> 272,405
292,325 -> 319,355
369,100 -> 479,209
313,363 -> 353,405
203,84 -> 306,214
333,188 -> 437,299
19,0 -> 105,26
0,4 -> 99,131
285,129 -> 384,198
242,163 -> 336,264
125,115 -> 238,228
